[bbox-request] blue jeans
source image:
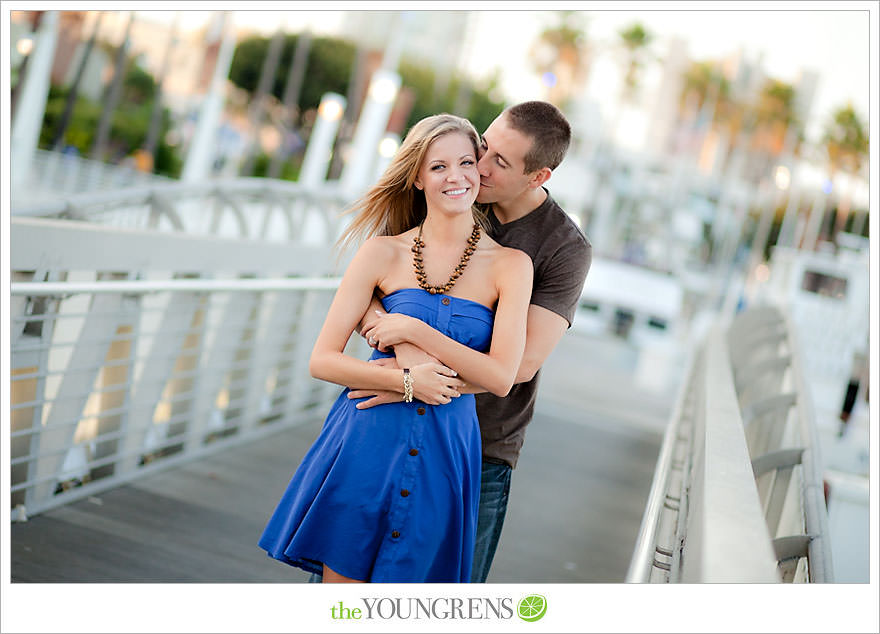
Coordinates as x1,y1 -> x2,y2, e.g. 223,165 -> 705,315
306,459 -> 512,584
469,460 -> 512,583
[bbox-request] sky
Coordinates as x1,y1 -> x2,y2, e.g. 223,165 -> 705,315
135,3 -> 871,145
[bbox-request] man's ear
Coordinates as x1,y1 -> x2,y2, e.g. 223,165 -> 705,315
527,167 -> 552,189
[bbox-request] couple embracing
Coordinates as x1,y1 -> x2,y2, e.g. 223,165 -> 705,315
258,101 -> 592,583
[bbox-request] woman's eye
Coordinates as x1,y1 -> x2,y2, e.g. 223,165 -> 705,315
431,164 -> 445,171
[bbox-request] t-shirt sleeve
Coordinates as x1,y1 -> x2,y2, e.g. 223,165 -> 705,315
530,235 -> 592,327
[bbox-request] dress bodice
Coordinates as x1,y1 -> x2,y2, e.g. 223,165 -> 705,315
375,287 -> 495,356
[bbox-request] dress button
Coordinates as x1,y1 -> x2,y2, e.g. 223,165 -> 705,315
409,448 -> 419,456
441,297 -> 450,305
391,530 -> 400,538
401,489 -> 410,497
417,407 -> 426,415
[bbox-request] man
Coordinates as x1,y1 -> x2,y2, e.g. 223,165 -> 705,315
459,101 -> 591,581
315,101 -> 591,583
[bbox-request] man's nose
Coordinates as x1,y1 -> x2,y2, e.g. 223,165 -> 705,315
477,154 -> 490,177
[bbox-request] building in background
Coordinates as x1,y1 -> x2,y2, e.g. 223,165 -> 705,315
337,11 -> 471,77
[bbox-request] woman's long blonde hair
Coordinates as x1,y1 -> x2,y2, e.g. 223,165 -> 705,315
336,114 -> 486,254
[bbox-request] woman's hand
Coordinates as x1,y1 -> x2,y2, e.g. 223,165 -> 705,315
409,362 -> 464,405
362,311 -> 421,352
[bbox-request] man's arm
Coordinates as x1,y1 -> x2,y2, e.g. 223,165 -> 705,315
511,304 -> 569,382
353,303 -> 569,404
458,303 -> 568,393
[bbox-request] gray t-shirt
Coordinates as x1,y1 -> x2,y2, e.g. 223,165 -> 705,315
475,190 -> 592,468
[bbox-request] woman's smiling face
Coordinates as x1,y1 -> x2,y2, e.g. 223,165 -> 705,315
414,132 -> 480,216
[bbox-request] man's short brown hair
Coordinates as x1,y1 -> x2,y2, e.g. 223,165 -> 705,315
504,101 -> 571,173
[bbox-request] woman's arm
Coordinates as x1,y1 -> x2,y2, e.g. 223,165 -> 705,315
358,293 -> 439,367
363,248 -> 533,397
309,238 -> 464,404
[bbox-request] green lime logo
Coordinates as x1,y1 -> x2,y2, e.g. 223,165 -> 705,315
517,594 -> 547,622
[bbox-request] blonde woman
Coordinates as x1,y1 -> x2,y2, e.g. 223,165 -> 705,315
258,114 -> 532,583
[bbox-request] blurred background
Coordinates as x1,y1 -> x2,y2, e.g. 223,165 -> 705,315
8,8 -> 869,280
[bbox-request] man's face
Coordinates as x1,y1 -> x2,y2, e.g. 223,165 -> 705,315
475,114 -> 537,205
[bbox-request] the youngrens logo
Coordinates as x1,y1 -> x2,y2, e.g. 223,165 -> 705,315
329,594 -> 547,621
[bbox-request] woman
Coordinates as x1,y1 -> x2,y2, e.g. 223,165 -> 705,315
257,114 -> 532,583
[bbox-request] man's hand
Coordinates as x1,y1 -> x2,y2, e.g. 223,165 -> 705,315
348,389 -> 403,409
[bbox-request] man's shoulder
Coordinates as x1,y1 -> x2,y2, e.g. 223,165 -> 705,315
540,192 -> 591,252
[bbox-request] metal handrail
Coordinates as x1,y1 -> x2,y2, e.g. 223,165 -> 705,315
781,311 -> 835,582
625,345 -> 698,582
627,304 -> 830,583
11,277 -> 343,296
680,328 -> 779,582
12,177 -> 350,218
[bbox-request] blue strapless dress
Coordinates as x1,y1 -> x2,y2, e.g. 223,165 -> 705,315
258,288 -> 494,582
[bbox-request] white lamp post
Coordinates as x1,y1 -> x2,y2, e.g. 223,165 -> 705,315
182,12 -> 236,183
11,11 -> 59,189
374,133 -> 401,181
339,69 -> 401,198
299,93 -> 346,190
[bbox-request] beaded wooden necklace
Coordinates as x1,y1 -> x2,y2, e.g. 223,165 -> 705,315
411,222 -> 481,294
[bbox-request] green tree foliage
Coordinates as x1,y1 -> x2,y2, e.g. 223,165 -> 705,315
529,11 -> 589,108
122,62 -> 158,105
618,22 -> 653,95
460,78 -> 505,134
39,63 -> 182,177
399,61 -> 504,134
680,60 -> 731,117
822,103 -> 869,239
823,103 -> 868,175
229,34 -> 357,121
230,33 -> 505,140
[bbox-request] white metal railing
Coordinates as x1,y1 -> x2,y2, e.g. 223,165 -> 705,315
727,306 -> 833,582
10,216 -> 355,518
12,153 -> 353,244
14,149 -> 174,205
626,305 -> 833,582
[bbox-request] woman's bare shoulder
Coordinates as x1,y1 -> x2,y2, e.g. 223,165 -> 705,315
357,234 -> 403,258
487,239 -> 532,271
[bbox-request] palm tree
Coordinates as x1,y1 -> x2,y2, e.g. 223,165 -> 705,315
618,23 -> 653,104
822,104 -> 869,240
528,11 -> 589,109
605,22 -> 654,144
677,59 -> 738,159
749,79 -> 801,172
